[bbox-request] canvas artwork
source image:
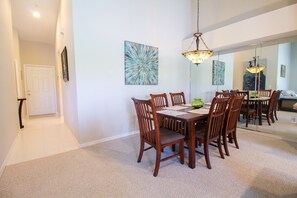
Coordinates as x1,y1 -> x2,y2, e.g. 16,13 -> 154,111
212,60 -> 225,85
124,41 -> 158,85
243,59 -> 266,90
281,64 -> 286,78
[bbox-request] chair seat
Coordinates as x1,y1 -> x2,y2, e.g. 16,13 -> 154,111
240,107 -> 256,114
160,128 -> 184,145
195,125 -> 206,140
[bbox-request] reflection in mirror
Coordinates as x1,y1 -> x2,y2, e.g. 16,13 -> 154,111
190,40 -> 297,141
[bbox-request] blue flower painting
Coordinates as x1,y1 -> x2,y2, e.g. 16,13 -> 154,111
125,41 -> 158,85
212,60 -> 225,85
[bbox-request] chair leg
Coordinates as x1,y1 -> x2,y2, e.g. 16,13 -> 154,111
204,143 -> 211,169
266,114 -> 271,125
228,134 -> 233,143
223,133 -> 230,156
245,114 -> 249,127
137,139 -> 145,163
179,141 -> 184,164
153,149 -> 161,177
233,132 -> 239,149
274,110 -> 278,120
217,137 -> 224,159
271,113 -> 275,123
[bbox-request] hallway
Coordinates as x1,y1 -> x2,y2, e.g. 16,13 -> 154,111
7,116 -> 79,165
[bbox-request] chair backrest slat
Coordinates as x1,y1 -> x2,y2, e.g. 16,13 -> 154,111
170,92 -> 186,106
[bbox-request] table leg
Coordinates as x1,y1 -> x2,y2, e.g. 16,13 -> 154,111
188,121 -> 196,169
258,101 -> 262,126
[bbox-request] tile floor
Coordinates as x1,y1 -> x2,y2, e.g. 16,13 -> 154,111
7,115 -> 80,165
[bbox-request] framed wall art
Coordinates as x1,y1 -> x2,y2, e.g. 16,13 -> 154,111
61,46 -> 69,82
280,64 -> 286,78
124,41 -> 158,85
212,60 -> 225,85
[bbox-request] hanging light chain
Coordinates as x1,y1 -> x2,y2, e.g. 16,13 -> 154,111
197,0 -> 200,33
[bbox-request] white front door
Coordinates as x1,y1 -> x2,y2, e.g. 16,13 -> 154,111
25,65 -> 57,116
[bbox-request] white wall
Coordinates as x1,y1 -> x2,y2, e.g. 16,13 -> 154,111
20,40 -> 55,66
13,29 -> 24,98
191,53 -> 234,102
290,42 -> 297,91
55,0 -> 80,141
0,0 -> 19,175
277,43 -> 291,90
71,0 -> 193,144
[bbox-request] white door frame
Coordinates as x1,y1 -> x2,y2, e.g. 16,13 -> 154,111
24,64 -> 57,116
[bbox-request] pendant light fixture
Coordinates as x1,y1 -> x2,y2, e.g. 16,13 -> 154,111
182,0 -> 214,65
246,48 -> 265,74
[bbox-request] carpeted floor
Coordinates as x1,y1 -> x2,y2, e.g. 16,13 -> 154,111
0,128 -> 297,198
238,110 -> 297,141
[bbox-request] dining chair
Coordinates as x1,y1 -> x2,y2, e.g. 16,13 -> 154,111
258,89 -> 272,107
132,98 -> 184,177
222,95 -> 244,156
195,97 -> 229,169
273,90 -> 281,121
258,89 -> 272,97
150,93 -> 169,109
215,91 -> 232,98
261,90 -> 280,125
169,92 -> 186,106
236,91 -> 256,127
150,93 -> 172,130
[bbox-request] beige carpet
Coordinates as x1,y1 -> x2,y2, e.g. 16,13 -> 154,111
238,110 -> 297,141
0,129 -> 297,198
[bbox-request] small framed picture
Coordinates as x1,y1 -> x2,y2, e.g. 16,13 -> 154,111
280,64 -> 286,78
61,46 -> 69,82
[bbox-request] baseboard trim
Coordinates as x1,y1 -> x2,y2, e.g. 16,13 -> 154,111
80,130 -> 139,148
0,130 -> 20,177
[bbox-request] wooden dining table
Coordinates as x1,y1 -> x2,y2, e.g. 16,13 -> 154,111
248,96 -> 270,125
156,105 -> 209,169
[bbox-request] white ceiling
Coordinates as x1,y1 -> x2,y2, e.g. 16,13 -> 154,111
12,0 -> 60,44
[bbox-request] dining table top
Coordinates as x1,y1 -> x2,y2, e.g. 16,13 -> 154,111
156,104 -> 209,122
248,96 -> 270,101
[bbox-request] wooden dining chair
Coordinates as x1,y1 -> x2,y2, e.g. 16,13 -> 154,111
273,90 -> 281,121
132,98 -> 184,177
261,90 -> 280,125
150,93 -> 169,109
222,95 -> 244,156
215,91 -> 232,98
258,89 -> 272,97
195,97 -> 229,169
169,92 -> 186,106
258,89 -> 272,107
236,91 -> 256,127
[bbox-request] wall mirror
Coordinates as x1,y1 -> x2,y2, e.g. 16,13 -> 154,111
190,36 -> 297,141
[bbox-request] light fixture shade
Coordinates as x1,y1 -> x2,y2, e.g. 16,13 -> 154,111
246,65 -> 265,73
182,49 -> 214,64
